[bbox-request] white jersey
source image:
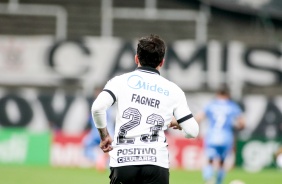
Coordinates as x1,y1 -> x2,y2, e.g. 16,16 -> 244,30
103,66 -> 193,168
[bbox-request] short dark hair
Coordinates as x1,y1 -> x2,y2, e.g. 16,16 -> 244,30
217,85 -> 230,96
137,34 -> 166,68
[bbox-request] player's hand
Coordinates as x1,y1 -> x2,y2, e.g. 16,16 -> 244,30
100,135 -> 113,153
168,117 -> 182,130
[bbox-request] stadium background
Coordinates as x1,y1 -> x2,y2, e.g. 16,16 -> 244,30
0,0 -> 282,183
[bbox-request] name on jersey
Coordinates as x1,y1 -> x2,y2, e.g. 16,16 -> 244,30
131,94 -> 160,108
117,148 -> 157,163
127,75 -> 169,96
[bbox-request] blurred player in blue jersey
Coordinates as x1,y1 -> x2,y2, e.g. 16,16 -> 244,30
83,116 -> 101,162
196,87 -> 245,184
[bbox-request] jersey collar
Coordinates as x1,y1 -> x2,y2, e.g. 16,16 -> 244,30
136,66 -> 160,75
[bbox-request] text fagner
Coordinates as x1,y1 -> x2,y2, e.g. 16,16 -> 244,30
131,94 -> 160,108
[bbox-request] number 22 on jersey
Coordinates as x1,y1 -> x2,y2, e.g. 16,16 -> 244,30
117,107 -> 164,144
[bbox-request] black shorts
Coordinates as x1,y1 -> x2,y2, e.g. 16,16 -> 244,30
109,165 -> 169,184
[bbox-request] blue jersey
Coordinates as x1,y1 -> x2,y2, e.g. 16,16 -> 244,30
204,99 -> 242,147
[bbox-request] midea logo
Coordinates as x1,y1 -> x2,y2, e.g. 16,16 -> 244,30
127,75 -> 169,96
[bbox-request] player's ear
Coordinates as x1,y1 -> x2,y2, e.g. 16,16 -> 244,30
135,55 -> 139,65
159,59 -> 165,67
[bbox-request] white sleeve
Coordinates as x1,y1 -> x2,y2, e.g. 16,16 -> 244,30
91,91 -> 114,128
179,117 -> 199,138
173,91 -> 192,120
173,89 -> 199,138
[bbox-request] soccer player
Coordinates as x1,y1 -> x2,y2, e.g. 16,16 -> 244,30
91,34 -> 199,184
196,87 -> 245,184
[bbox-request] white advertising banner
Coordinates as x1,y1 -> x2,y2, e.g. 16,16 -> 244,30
0,36 -> 282,94
0,36 -> 281,138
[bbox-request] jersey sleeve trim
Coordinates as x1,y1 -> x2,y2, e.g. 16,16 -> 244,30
177,114 -> 193,124
103,89 -> 116,105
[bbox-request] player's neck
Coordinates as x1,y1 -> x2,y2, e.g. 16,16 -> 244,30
137,64 -> 160,71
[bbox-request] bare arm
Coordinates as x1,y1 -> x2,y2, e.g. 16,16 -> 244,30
169,116 -> 199,138
194,111 -> 206,123
91,91 -> 114,153
98,128 -> 113,153
234,116 -> 245,130
169,117 -> 182,130
169,112 -> 204,131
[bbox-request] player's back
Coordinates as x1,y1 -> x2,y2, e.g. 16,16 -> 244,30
105,67 -> 185,168
204,99 -> 241,146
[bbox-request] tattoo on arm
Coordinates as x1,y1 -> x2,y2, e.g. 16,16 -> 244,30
98,128 -> 109,140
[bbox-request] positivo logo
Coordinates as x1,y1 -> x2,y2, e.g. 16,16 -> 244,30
127,75 -> 169,96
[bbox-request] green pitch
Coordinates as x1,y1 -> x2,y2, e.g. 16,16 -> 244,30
0,165 -> 281,184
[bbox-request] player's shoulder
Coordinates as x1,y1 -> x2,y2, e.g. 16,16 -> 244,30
160,77 -> 184,95
227,99 -> 239,106
228,100 -> 242,109
206,100 -> 216,108
107,71 -> 135,82
206,99 -> 222,110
